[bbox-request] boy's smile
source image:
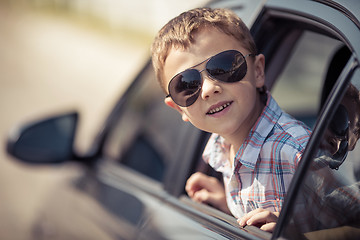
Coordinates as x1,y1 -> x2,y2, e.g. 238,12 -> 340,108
206,101 -> 233,116
163,27 -> 265,148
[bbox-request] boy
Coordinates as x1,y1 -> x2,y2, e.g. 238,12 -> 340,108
151,7 -> 311,232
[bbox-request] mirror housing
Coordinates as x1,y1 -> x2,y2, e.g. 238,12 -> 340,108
7,112 -> 78,164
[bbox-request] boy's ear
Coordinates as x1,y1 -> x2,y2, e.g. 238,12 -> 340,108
164,97 -> 190,122
254,54 -> 265,88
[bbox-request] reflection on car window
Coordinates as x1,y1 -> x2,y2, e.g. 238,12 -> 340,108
272,31 -> 342,128
281,58 -> 360,239
103,64 -> 187,182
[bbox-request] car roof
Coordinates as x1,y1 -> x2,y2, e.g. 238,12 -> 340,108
322,0 -> 360,27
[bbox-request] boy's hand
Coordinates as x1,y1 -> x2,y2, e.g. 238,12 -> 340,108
185,172 -> 231,214
238,208 -> 279,232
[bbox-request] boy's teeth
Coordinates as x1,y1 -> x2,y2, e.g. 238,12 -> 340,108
208,102 -> 231,114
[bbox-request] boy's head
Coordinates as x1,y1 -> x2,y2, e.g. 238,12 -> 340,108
151,7 -> 265,139
151,7 -> 257,92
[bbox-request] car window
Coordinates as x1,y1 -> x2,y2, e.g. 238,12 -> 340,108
280,65 -> 360,239
271,31 -> 342,128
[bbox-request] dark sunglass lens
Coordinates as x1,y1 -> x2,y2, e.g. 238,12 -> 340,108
206,50 -> 247,83
169,69 -> 202,107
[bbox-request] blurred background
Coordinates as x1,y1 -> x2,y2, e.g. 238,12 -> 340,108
0,0 -> 207,238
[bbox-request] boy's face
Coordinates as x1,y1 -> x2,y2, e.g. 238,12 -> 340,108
163,27 -> 265,139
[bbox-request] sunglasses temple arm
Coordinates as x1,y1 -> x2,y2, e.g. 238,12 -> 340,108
245,53 -> 257,58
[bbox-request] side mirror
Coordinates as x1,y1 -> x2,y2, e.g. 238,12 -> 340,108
7,112 -> 78,164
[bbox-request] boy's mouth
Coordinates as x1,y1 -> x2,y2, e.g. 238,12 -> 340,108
207,101 -> 233,115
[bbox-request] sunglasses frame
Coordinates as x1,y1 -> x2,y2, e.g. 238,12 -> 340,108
165,50 -> 256,107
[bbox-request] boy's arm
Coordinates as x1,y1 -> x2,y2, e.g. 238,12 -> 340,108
185,172 -> 231,215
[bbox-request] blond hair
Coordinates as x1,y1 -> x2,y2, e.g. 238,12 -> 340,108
151,7 -> 257,93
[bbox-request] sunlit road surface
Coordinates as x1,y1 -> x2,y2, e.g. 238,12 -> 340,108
0,5 -> 149,239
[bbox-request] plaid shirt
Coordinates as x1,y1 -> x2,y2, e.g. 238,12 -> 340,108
203,93 -> 311,218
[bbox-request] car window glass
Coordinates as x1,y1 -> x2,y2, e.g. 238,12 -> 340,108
102,64 -> 190,182
280,67 -> 360,239
271,31 -> 342,128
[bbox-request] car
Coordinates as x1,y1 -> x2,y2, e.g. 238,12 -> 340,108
6,0 -> 360,239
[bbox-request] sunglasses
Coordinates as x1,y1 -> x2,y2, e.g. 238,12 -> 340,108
166,50 -> 256,107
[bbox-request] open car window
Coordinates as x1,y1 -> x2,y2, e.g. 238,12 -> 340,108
271,31 -> 342,128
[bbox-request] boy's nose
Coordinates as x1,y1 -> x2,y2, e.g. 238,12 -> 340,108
200,73 -> 222,100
